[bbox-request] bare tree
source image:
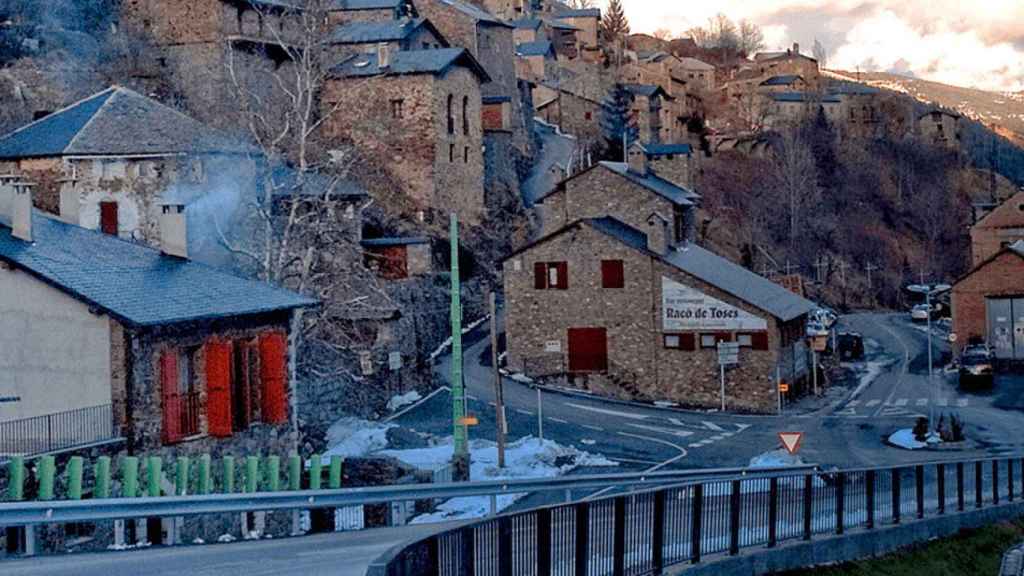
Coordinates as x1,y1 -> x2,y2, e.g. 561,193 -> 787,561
771,128 -> 820,253
812,38 -> 828,68
653,28 -> 672,41
738,20 -> 765,56
564,0 -> 596,8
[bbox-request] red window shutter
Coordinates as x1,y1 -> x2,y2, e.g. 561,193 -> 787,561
260,331 -> 289,425
715,332 -> 733,343
751,332 -> 770,351
205,339 -> 233,437
160,349 -> 181,444
680,333 -> 696,351
534,262 -> 547,289
555,262 -> 569,289
601,260 -> 624,289
100,202 -> 118,236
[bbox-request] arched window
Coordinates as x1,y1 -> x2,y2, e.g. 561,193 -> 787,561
447,95 -> 454,134
462,96 -> 470,135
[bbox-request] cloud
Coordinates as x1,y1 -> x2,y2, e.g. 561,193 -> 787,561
614,0 -> 1024,92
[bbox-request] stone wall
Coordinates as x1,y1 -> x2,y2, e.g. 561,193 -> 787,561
648,154 -> 695,191
952,251 -> 1024,354
431,67 -> 486,224
535,90 -> 602,148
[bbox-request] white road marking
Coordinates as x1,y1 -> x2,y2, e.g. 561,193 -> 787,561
894,399 -> 908,407
834,408 -> 857,416
586,433 -> 688,500
466,394 -> 478,401
734,423 -> 751,432
515,409 -> 533,416
848,399 -> 861,407
548,417 -> 569,424
866,399 -> 881,407
581,424 -> 604,432
915,398 -> 929,406
708,434 -> 725,441
567,403 -> 649,420
580,439 -> 596,445
626,423 -> 694,438
719,432 -> 734,438
384,385 -> 450,422
957,398 -> 969,407
937,398 -> 949,407
701,421 -> 725,432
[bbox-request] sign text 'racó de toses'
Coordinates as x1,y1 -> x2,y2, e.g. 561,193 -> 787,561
662,277 -> 768,331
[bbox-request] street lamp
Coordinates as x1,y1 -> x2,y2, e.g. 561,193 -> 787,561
907,282 -> 952,440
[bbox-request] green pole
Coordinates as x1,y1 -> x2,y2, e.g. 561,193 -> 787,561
450,213 -> 468,458
122,457 -> 139,498
198,454 -> 211,495
266,455 -> 280,492
287,454 -> 301,491
146,457 -> 162,497
245,456 -> 260,493
7,456 -> 25,501
175,457 -> 190,496
309,455 -> 322,490
37,456 -> 56,501
223,456 -> 235,494
67,456 -> 84,500
328,456 -> 342,489
94,456 -> 111,499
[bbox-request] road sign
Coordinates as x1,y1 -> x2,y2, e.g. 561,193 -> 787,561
717,342 -> 740,366
948,332 -> 958,343
457,416 -> 479,426
778,432 -> 803,455
778,382 -> 790,393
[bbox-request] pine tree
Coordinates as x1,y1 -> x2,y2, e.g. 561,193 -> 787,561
601,0 -> 630,64
600,84 -> 638,161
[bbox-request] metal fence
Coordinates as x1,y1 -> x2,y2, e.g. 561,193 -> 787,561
381,456 -> 1024,576
0,404 -> 117,457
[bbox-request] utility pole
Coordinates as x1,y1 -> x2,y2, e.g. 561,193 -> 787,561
865,263 -> 877,289
449,214 -> 469,480
814,256 -> 828,285
489,292 -> 506,468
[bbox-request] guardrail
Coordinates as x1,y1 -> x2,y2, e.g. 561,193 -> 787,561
0,404 -> 116,457
0,464 -> 817,526
376,456 -> 1024,576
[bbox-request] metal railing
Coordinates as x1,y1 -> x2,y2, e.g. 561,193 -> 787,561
0,404 -> 116,457
379,456 -> 1024,576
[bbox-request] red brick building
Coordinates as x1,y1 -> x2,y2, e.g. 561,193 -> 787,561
951,241 -> 1024,361
969,190 -> 1024,267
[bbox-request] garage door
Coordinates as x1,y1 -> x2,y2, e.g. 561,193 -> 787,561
988,298 -> 1017,360
567,328 -> 608,373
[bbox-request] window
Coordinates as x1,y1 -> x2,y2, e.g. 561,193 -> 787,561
390,98 -> 404,119
533,261 -> 568,289
601,260 -> 624,288
584,111 -> 592,120
447,94 -> 454,134
700,333 -> 732,349
737,332 -> 769,350
737,334 -> 753,347
160,347 -> 200,444
464,146 -> 469,163
449,144 -> 455,163
664,333 -> 695,350
99,201 -> 118,236
462,95 -> 470,135
231,339 -> 260,432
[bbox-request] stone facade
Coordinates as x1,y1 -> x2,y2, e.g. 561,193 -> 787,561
970,192 -> 1024,266
503,223 -> 804,413
322,65 -> 485,225
917,110 -> 962,149
951,250 -> 1024,355
533,84 -> 602,146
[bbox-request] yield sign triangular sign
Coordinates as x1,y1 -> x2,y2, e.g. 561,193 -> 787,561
778,432 -> 803,455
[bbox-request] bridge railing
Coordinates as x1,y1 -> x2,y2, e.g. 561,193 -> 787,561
376,456 -> 1024,576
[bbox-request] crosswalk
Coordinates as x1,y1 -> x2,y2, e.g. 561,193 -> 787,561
833,396 -> 969,418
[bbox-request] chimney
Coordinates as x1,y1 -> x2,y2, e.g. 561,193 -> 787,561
792,42 -> 800,55
627,141 -> 647,175
0,174 -> 19,227
159,202 -> 188,259
11,181 -> 35,242
377,42 -> 391,69
58,177 -> 80,225
646,212 -> 669,255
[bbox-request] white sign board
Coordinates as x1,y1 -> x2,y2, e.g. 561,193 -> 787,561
544,340 -> 562,353
718,342 -> 740,366
662,277 -> 768,331
388,351 -> 402,370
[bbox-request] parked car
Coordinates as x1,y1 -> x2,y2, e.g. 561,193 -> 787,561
805,321 -> 829,338
813,308 -> 838,329
836,332 -> 865,361
910,304 -> 934,322
958,345 -> 994,389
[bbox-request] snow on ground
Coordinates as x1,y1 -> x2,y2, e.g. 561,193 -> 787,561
386,390 -> 422,413
888,428 -> 927,450
428,316 -> 489,361
748,449 -> 806,469
323,417 -> 395,459
379,436 -> 616,524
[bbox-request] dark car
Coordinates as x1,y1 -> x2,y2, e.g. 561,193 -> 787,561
959,346 -> 994,389
836,332 -> 865,361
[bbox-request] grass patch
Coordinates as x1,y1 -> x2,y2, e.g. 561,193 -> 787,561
778,518 -> 1024,575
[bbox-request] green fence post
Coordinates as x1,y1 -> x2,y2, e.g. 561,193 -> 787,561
223,456 -> 235,494
94,456 -> 111,499
175,457 -> 190,496
245,456 -> 260,493
288,454 -> 301,491
37,456 -> 56,501
309,455 -> 322,490
7,456 -> 25,501
329,456 -> 343,489
146,456 -> 162,497
67,456 -> 84,500
198,454 -> 211,495
122,457 -> 139,498
266,456 -> 280,492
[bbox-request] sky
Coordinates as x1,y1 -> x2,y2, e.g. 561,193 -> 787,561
613,0 -> 1024,93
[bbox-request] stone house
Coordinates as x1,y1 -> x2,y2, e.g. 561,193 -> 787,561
362,236 -> 433,279
623,84 -> 673,144
759,75 -> 807,93
534,150 -> 700,241
762,92 -> 842,131
511,17 -> 544,45
0,182 -> 315,456
502,216 -> 815,412
0,86 -> 256,250
327,17 -> 448,60
638,143 -> 698,190
516,40 -> 556,80
677,57 -> 716,92
532,82 -> 603,145
545,19 -> 579,60
828,82 -> 883,138
553,8 -> 600,60
968,191 -> 1024,267
951,240 -> 1024,362
747,44 -> 821,90
917,109 -> 961,149
326,0 -> 417,24
479,0 -> 531,20
322,48 -> 490,225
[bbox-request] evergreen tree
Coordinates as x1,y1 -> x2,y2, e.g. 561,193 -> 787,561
600,84 -> 638,161
601,0 -> 629,64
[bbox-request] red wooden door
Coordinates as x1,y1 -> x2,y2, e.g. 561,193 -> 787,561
567,328 -> 608,373
100,202 -> 118,236
160,349 -> 182,444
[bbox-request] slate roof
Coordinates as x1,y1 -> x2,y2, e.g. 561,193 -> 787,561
545,19 -> 580,31
482,95 -> 511,104
771,92 -> 841,103
270,166 -> 368,198
636,51 -> 670,63
585,217 -> 648,253
328,0 -> 404,10
361,237 -> 430,247
677,57 -> 715,71
435,0 -> 510,26
516,40 -> 555,57
555,8 -> 600,18
827,81 -> 881,95
0,86 -> 251,159
643,143 -> 693,156
623,84 -> 672,100
600,162 -> 699,204
330,18 -> 445,45
761,75 -> 803,86
510,17 -> 543,30
0,213 -> 316,327
330,48 -> 490,82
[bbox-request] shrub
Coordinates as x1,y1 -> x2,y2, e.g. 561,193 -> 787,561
913,417 -> 929,441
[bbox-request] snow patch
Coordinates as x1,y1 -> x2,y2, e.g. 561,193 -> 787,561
509,372 -> 534,384
748,449 -> 806,469
380,436 -> 616,524
428,316 -> 489,361
323,417 -> 395,459
387,390 -> 422,412
217,534 -> 236,543
888,428 -> 927,450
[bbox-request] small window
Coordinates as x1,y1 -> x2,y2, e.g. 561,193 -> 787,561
664,333 -> 696,351
601,260 -> 624,289
462,95 -> 470,136
584,111 -> 592,120
664,334 -> 681,348
464,146 -> 469,163
737,334 -> 753,348
99,201 -> 118,236
533,261 -> 568,290
390,98 -> 404,119
449,144 -> 455,163
700,334 -> 718,349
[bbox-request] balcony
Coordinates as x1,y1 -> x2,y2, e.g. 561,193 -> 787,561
0,404 -> 120,458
